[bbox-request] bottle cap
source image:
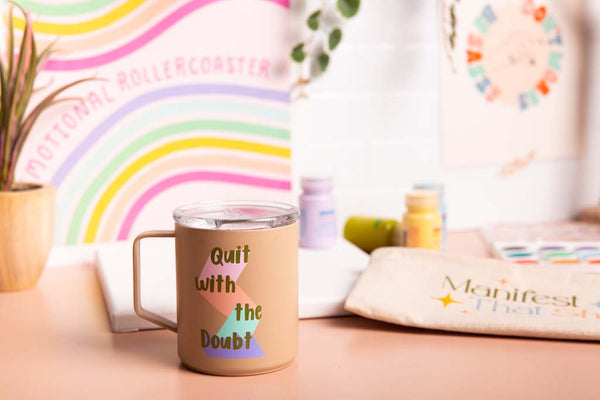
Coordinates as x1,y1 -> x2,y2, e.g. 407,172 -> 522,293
406,190 -> 439,209
301,176 -> 333,193
414,182 -> 444,200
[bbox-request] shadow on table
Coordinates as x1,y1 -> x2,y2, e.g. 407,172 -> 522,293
322,315 -> 600,345
318,315 -> 508,342
319,315 -> 432,335
112,330 -> 179,368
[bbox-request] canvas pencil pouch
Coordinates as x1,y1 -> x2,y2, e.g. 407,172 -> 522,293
345,248 -> 600,340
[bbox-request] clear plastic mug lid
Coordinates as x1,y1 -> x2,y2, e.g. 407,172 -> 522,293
173,201 -> 300,230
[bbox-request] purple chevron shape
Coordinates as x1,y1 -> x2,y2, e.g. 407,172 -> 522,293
202,337 -> 265,359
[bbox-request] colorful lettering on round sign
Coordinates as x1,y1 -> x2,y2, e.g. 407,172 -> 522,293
466,0 -> 563,110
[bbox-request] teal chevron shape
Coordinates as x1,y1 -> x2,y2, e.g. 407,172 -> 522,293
217,307 -> 260,337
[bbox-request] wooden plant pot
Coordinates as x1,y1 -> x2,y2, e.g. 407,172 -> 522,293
0,183 -> 54,291
580,205 -> 600,223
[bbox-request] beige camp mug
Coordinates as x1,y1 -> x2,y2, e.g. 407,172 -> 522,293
133,201 -> 299,376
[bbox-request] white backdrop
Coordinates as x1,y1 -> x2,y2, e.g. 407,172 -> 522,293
291,0 -> 597,230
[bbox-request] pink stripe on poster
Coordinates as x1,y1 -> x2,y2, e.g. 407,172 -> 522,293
117,171 -> 291,239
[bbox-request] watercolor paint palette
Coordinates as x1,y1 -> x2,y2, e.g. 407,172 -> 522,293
483,222 -> 600,243
492,242 -> 600,271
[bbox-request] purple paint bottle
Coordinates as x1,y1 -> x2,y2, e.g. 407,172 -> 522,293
299,176 -> 337,249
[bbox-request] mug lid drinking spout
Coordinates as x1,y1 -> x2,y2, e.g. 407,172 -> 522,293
173,200 -> 300,231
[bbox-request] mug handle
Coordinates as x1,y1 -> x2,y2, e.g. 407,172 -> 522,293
133,230 -> 177,332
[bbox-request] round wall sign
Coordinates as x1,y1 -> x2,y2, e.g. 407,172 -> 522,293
466,0 -> 563,110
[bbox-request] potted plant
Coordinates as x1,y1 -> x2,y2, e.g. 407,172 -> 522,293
0,4 -> 90,291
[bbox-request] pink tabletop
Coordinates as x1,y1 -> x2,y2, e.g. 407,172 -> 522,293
1,232 -> 599,399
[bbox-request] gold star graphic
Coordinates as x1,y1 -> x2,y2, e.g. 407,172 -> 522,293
432,293 -> 461,308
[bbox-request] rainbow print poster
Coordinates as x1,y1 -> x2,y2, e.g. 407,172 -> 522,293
11,0 -> 292,244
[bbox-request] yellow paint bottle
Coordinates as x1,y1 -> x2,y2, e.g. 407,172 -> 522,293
401,190 -> 442,250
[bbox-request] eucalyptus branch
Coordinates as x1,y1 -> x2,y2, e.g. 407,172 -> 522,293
291,0 -> 360,100
441,0 -> 460,74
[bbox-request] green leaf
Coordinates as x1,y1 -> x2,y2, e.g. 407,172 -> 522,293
307,10 -> 321,31
9,9 -> 32,121
0,63 -> 6,185
6,5 -> 14,85
36,39 -> 58,73
291,43 -> 306,63
337,0 -> 360,18
11,78 -> 95,182
16,12 -> 37,126
328,28 -> 342,50
4,6 -> 32,176
317,53 -> 330,72
0,5 -> 95,190
0,63 -> 6,133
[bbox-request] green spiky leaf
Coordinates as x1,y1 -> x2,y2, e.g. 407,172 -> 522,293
291,43 -> 306,63
6,5 -> 14,85
0,3 -> 93,191
317,53 -> 330,72
307,10 -> 321,31
329,28 -> 342,50
337,0 -> 360,18
36,39 -> 58,73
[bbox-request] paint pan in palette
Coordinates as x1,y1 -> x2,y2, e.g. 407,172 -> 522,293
491,242 -> 600,271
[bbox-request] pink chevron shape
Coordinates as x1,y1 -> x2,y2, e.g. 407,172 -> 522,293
196,252 -> 256,315
199,254 -> 247,281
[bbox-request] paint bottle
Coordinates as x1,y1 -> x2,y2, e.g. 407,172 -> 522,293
402,190 -> 442,250
343,217 -> 399,253
414,182 -> 447,250
299,176 -> 337,249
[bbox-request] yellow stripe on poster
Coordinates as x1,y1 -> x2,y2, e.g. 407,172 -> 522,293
83,137 -> 290,242
13,0 -> 146,35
